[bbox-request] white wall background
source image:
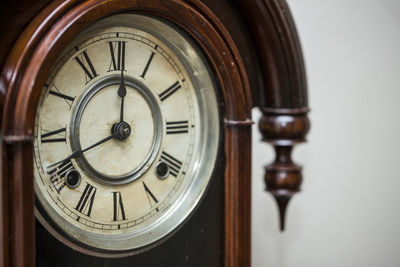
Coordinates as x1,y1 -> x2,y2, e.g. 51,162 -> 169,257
251,1 -> 400,266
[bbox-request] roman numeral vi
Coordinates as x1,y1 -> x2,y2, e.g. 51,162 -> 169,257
112,191 -> 126,221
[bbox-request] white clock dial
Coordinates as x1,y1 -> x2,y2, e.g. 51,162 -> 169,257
34,14 -> 219,255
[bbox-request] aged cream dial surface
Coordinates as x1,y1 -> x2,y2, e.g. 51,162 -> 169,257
33,14 -> 219,256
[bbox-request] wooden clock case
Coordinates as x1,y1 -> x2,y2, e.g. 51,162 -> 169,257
0,0 -> 309,266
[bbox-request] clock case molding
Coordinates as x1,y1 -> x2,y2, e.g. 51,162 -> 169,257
0,0 -> 309,266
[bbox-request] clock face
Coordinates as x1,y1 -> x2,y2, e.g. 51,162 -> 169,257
33,14 -> 219,255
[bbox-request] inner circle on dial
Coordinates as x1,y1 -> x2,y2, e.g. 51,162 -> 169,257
70,75 -> 162,185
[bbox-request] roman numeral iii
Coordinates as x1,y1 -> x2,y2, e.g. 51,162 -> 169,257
166,120 -> 189,134
41,127 -> 66,143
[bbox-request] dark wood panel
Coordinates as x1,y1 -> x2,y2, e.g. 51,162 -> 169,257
0,0 -> 52,72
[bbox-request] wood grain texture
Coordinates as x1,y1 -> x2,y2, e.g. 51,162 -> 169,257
259,107 -> 309,230
0,0 -> 252,266
236,0 -> 307,108
236,0 -> 309,230
0,0 -> 53,110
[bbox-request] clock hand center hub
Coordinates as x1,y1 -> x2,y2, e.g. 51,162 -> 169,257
112,121 -> 132,140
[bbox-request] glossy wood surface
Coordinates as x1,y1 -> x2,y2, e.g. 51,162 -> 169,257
236,0 -> 310,230
0,0 -> 253,266
0,0 -> 309,265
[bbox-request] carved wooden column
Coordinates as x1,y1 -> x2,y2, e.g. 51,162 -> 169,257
259,107 -> 309,230
237,0 -> 310,230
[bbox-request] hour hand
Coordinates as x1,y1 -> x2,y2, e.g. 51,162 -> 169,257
47,131 -> 119,172
46,150 -> 82,171
118,68 -> 126,122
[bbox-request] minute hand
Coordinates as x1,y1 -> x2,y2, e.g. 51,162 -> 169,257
118,68 -> 127,122
47,131 -> 119,170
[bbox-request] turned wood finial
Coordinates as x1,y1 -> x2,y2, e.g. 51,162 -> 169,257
259,107 -> 310,231
235,0 -> 309,231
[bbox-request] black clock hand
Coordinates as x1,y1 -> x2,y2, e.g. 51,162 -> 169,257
47,131 -> 120,170
118,68 -> 126,122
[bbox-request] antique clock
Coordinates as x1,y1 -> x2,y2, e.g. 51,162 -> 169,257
0,0 -> 309,266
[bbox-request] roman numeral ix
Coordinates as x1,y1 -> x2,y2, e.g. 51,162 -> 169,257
41,127 -> 66,143
160,151 -> 182,177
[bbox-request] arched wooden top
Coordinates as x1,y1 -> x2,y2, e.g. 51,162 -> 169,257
236,0 -> 309,230
0,1 -> 253,266
2,0 -> 253,138
237,0 -> 308,109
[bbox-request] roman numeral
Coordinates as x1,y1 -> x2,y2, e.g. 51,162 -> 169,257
143,182 -> 158,211
108,41 -> 126,71
166,120 -> 189,134
41,127 -> 66,143
158,80 -> 184,102
48,84 -> 75,108
47,160 -> 74,193
75,183 -> 97,217
112,191 -> 126,221
74,50 -> 98,84
160,151 -> 182,177
139,46 -> 157,78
